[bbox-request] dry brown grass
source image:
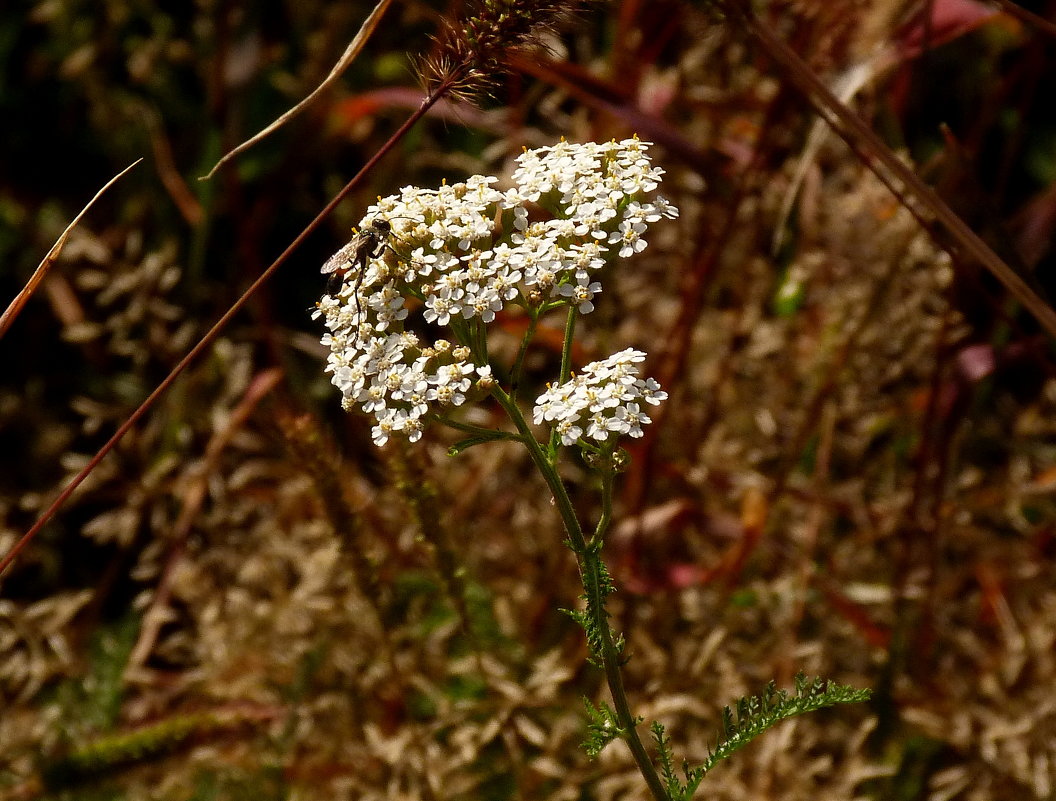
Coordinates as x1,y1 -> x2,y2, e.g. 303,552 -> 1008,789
2,1 -> 1055,799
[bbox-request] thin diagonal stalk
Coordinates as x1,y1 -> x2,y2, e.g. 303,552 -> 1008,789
548,305 -> 580,454
592,467 -> 614,543
0,83 -> 453,580
490,384 -> 669,801
509,311 -> 540,400
726,0 -> 1056,339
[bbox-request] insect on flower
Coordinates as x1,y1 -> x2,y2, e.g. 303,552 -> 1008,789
320,218 -> 399,313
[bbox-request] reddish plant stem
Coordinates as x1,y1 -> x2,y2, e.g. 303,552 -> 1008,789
0,86 -> 450,580
725,0 -> 1056,339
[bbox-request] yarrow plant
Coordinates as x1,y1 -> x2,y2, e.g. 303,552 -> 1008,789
314,138 -> 869,801
313,137 -> 677,446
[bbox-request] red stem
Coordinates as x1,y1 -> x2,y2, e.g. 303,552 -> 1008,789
727,0 -> 1056,339
0,87 -> 449,580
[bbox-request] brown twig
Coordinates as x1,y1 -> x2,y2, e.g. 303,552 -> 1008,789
140,102 -> 203,225
126,367 -> 284,671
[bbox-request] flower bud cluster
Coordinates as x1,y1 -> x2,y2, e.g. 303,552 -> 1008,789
532,349 -> 668,447
315,138 -> 677,446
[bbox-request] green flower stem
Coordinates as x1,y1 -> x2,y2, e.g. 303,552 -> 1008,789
592,467 -> 614,545
469,318 -> 489,362
559,305 -> 577,385
549,305 -> 579,455
490,384 -> 669,801
509,312 -> 540,400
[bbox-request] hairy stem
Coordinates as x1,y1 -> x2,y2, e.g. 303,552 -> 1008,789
490,385 -> 669,801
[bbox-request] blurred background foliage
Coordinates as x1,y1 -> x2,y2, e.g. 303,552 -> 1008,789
2,0 -> 1056,799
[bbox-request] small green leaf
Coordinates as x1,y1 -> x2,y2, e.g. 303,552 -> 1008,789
448,430 -> 516,455
582,698 -> 622,757
772,267 -> 806,316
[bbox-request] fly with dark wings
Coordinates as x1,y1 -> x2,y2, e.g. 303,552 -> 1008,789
320,218 -> 397,307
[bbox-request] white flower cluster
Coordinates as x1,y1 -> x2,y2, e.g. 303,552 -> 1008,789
532,349 -> 668,447
315,138 -> 678,446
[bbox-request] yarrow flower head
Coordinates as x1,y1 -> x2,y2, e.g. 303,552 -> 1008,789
532,349 -> 668,447
314,138 -> 678,446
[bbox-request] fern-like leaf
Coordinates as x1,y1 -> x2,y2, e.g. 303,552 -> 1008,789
649,674 -> 870,800
651,721 -> 686,798
561,598 -> 612,666
582,698 -> 622,757
698,673 -> 871,777
591,546 -> 617,600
